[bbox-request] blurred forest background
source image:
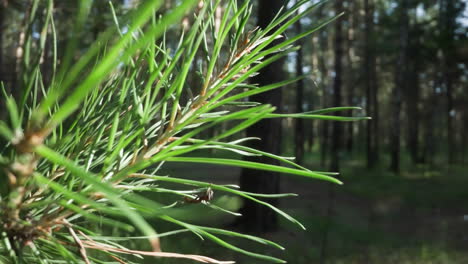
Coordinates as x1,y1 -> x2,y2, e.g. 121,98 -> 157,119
1,0 -> 468,263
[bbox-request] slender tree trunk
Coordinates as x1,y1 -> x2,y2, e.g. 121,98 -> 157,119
462,109 -> 468,163
390,0 -> 408,174
330,2 -> 343,173
320,94 -> 329,168
0,0 -> 4,80
0,0 -> 5,86
0,0 -> 6,120
445,63 -> 454,165
363,1 -> 378,261
422,74 -> 439,166
345,0 -> 356,153
406,33 -> 421,164
294,10 -> 305,164
239,0 -> 285,233
319,1 -> 344,263
364,0 -> 373,168
317,4 -> 329,168
441,0 -> 456,164
306,35 -> 318,152
365,0 -> 379,168
371,56 -> 379,163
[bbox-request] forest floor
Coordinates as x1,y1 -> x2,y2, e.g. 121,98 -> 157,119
143,152 -> 468,264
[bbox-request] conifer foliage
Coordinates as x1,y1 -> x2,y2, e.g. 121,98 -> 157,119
0,0 -> 365,263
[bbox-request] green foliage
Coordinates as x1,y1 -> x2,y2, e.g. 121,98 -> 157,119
0,0 -> 365,263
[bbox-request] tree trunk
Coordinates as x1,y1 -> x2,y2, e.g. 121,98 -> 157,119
364,0 -> 379,168
238,0 -> 285,233
345,0 -> 356,153
0,0 -> 4,80
422,74 -> 439,166
330,0 -> 343,173
445,48 -> 455,165
0,0 -> 5,120
390,0 -> 408,174
371,56 -> 379,164
364,0 -> 373,168
441,0 -> 456,164
462,109 -> 468,163
317,4 -> 329,168
306,34 -> 317,153
320,93 -> 329,168
406,29 -> 421,164
294,10 -> 305,165
0,0 -> 5,85
319,1 -> 344,263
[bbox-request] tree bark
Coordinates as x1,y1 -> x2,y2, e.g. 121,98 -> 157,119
371,56 -> 379,165
294,10 -> 305,165
319,1 -> 344,263
390,0 -> 409,174
406,27 -> 421,164
0,0 -> 4,81
306,34 -> 317,153
0,0 -> 5,85
317,4 -> 329,168
422,73 -> 439,166
364,0 -> 379,168
462,109 -> 468,163
238,0 -> 285,233
445,49 -> 455,165
329,0 -> 343,173
0,0 -> 5,120
441,0 -> 456,164
345,0 -> 356,153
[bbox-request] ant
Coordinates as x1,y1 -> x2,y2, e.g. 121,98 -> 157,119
183,187 -> 214,204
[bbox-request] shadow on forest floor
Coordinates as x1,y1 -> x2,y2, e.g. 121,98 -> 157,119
138,152 -> 468,264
